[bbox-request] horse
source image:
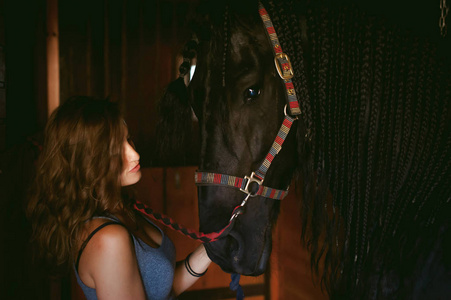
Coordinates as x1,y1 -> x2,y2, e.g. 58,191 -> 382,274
157,0 -> 451,298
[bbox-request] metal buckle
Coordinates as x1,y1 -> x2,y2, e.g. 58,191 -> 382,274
240,172 -> 263,197
274,53 -> 294,80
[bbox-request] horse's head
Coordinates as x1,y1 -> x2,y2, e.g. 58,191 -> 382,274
188,1 -> 299,275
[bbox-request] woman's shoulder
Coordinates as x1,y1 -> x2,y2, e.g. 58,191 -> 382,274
86,223 -> 135,265
82,219 -> 133,258
90,221 -> 130,242
77,219 -> 136,288
77,219 -> 147,298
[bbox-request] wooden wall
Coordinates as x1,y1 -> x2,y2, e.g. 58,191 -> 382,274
58,0 -> 199,167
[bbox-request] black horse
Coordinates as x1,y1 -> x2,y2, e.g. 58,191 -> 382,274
158,0 -> 451,298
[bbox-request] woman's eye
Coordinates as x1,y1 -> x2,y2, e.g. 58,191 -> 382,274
127,137 -> 135,149
243,86 -> 261,102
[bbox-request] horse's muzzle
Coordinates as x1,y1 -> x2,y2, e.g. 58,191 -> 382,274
204,225 -> 273,276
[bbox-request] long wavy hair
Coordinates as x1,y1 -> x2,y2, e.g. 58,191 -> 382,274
26,96 -> 135,273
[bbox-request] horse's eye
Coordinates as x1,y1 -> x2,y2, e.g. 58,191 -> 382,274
243,86 -> 261,102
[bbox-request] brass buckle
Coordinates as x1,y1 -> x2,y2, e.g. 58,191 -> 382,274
274,53 -> 294,80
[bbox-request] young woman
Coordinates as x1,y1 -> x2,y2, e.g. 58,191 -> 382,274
27,96 -> 211,300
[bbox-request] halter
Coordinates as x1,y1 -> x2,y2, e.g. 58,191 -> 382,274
194,2 -> 302,221
134,2 -> 300,242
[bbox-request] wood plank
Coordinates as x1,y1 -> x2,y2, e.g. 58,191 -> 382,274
272,184 -> 329,300
46,0 -> 59,115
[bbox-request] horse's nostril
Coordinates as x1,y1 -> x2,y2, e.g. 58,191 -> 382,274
226,235 -> 238,253
228,231 -> 244,261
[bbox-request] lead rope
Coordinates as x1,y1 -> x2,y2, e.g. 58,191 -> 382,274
230,273 -> 244,300
134,200 -> 245,299
134,201 -> 245,243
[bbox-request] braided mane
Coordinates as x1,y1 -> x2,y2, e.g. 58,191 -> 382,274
262,0 -> 451,297
159,0 -> 451,297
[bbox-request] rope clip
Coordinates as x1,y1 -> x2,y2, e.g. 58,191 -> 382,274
229,206 -> 246,222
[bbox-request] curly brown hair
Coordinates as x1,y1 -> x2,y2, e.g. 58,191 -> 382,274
27,96 -> 134,272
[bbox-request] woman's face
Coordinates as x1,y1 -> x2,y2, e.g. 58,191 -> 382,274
120,135 -> 142,186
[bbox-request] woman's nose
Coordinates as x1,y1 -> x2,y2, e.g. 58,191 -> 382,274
125,141 -> 140,161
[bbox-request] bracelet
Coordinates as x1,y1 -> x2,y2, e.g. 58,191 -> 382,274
185,253 -> 208,277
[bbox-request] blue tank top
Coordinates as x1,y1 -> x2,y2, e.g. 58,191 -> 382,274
73,215 -> 176,300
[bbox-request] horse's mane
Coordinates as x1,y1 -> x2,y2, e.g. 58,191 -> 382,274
263,0 -> 451,297
158,0 -> 451,297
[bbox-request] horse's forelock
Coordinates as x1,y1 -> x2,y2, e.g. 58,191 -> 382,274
156,77 -> 193,166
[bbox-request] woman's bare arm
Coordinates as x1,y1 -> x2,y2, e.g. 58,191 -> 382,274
172,244 -> 212,296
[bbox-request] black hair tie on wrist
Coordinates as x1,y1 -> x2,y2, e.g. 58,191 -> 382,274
185,252 -> 208,277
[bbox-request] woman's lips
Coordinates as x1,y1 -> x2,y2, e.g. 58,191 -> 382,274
130,164 -> 140,173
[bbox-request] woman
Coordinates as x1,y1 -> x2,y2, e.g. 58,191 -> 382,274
27,96 -> 211,299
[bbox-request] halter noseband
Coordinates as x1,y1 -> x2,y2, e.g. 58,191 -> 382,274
134,2 -> 301,243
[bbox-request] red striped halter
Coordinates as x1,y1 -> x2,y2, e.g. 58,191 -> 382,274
134,2 -> 301,243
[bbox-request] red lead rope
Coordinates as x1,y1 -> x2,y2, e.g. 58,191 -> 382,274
134,201 -> 242,243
